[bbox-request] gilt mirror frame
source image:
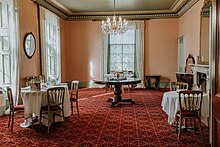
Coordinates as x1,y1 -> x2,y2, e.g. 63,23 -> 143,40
198,1 -> 212,65
23,32 -> 36,59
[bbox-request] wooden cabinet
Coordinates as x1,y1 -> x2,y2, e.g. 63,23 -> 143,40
176,72 -> 193,90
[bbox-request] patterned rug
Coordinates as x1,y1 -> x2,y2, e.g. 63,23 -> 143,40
0,88 -> 209,146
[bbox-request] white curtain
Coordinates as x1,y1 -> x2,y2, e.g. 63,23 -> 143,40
40,7 -> 61,82
9,0 -> 20,105
3,0 -> 20,114
135,21 -> 145,87
100,33 -> 108,80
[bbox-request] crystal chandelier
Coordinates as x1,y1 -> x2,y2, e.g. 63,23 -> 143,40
101,0 -> 128,35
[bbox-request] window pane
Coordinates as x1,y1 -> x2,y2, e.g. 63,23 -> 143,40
123,53 -> 134,63
123,45 -> 134,53
110,30 -> 135,44
50,56 -> 55,75
2,36 -> 9,51
110,45 -> 122,53
0,2 -> 2,28
3,54 -> 10,83
110,62 -> 122,71
110,53 -> 122,63
2,3 -> 9,28
0,55 -> 3,83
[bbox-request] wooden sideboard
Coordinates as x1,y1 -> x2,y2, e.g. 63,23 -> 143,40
176,72 -> 193,90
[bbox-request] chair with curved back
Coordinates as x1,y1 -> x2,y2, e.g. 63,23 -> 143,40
175,90 -> 203,141
6,87 -> 24,132
69,80 -> 80,117
39,87 -> 65,134
170,82 -> 188,91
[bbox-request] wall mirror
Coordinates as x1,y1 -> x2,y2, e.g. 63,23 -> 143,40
199,1 -> 212,65
24,32 -> 36,59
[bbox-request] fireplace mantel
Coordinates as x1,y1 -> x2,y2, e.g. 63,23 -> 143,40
189,64 -> 209,93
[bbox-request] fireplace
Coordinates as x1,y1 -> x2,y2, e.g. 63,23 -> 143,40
190,64 -> 209,93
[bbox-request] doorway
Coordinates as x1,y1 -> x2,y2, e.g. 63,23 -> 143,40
178,35 -> 186,73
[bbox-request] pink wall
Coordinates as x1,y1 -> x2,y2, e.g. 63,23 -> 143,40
64,21 -> 102,82
145,19 -> 179,82
19,0 -> 40,86
179,0 -> 204,62
63,19 -> 179,83
60,19 -> 66,81
18,0 -> 202,87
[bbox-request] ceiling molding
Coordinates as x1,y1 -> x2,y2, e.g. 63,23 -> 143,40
177,0 -> 199,16
31,0 -> 68,19
31,0 -> 200,20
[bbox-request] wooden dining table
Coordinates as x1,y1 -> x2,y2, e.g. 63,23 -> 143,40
94,78 -> 141,106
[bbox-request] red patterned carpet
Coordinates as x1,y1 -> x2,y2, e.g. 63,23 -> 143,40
0,88 -> 209,146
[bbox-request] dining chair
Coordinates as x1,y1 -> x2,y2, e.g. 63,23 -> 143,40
39,87 -> 65,134
175,90 -> 203,141
170,82 -> 188,91
6,87 -> 24,132
69,80 -> 80,117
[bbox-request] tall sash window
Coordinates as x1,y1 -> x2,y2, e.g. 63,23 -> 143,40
0,0 -> 20,107
40,8 -> 60,82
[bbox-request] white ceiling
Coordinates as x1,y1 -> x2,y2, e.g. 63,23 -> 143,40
32,0 -> 199,20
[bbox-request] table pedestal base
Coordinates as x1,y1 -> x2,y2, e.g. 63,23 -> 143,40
109,84 -> 135,107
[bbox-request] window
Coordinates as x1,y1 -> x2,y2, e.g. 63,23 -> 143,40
41,8 -> 60,81
108,30 -> 136,73
0,1 -> 11,85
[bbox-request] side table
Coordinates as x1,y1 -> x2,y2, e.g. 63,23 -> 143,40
145,75 -> 161,89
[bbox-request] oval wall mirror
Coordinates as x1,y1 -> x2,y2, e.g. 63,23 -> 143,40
24,32 -> 36,59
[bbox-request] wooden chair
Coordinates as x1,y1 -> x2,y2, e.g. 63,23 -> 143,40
69,80 -> 80,117
6,87 -> 24,132
175,90 -> 203,141
39,87 -> 65,134
170,82 -> 188,91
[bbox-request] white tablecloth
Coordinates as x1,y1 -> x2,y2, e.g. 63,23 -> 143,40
161,91 -> 210,126
20,85 -> 70,127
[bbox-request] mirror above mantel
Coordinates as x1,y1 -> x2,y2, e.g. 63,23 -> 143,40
198,1 -> 212,65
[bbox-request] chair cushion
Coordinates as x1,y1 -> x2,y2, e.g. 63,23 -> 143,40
14,105 -> 24,111
177,110 -> 198,117
41,105 -> 61,111
70,97 -> 76,102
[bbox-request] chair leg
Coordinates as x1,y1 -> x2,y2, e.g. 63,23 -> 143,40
47,112 -> 50,134
178,117 -> 182,141
175,119 -> 178,134
198,118 -> 202,137
71,102 -> 73,116
31,113 -> 34,129
53,113 -> 55,123
62,110 -> 66,127
194,119 -> 196,134
76,100 -> 80,118
8,111 -> 11,128
11,111 -> 14,133
39,110 -> 42,128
